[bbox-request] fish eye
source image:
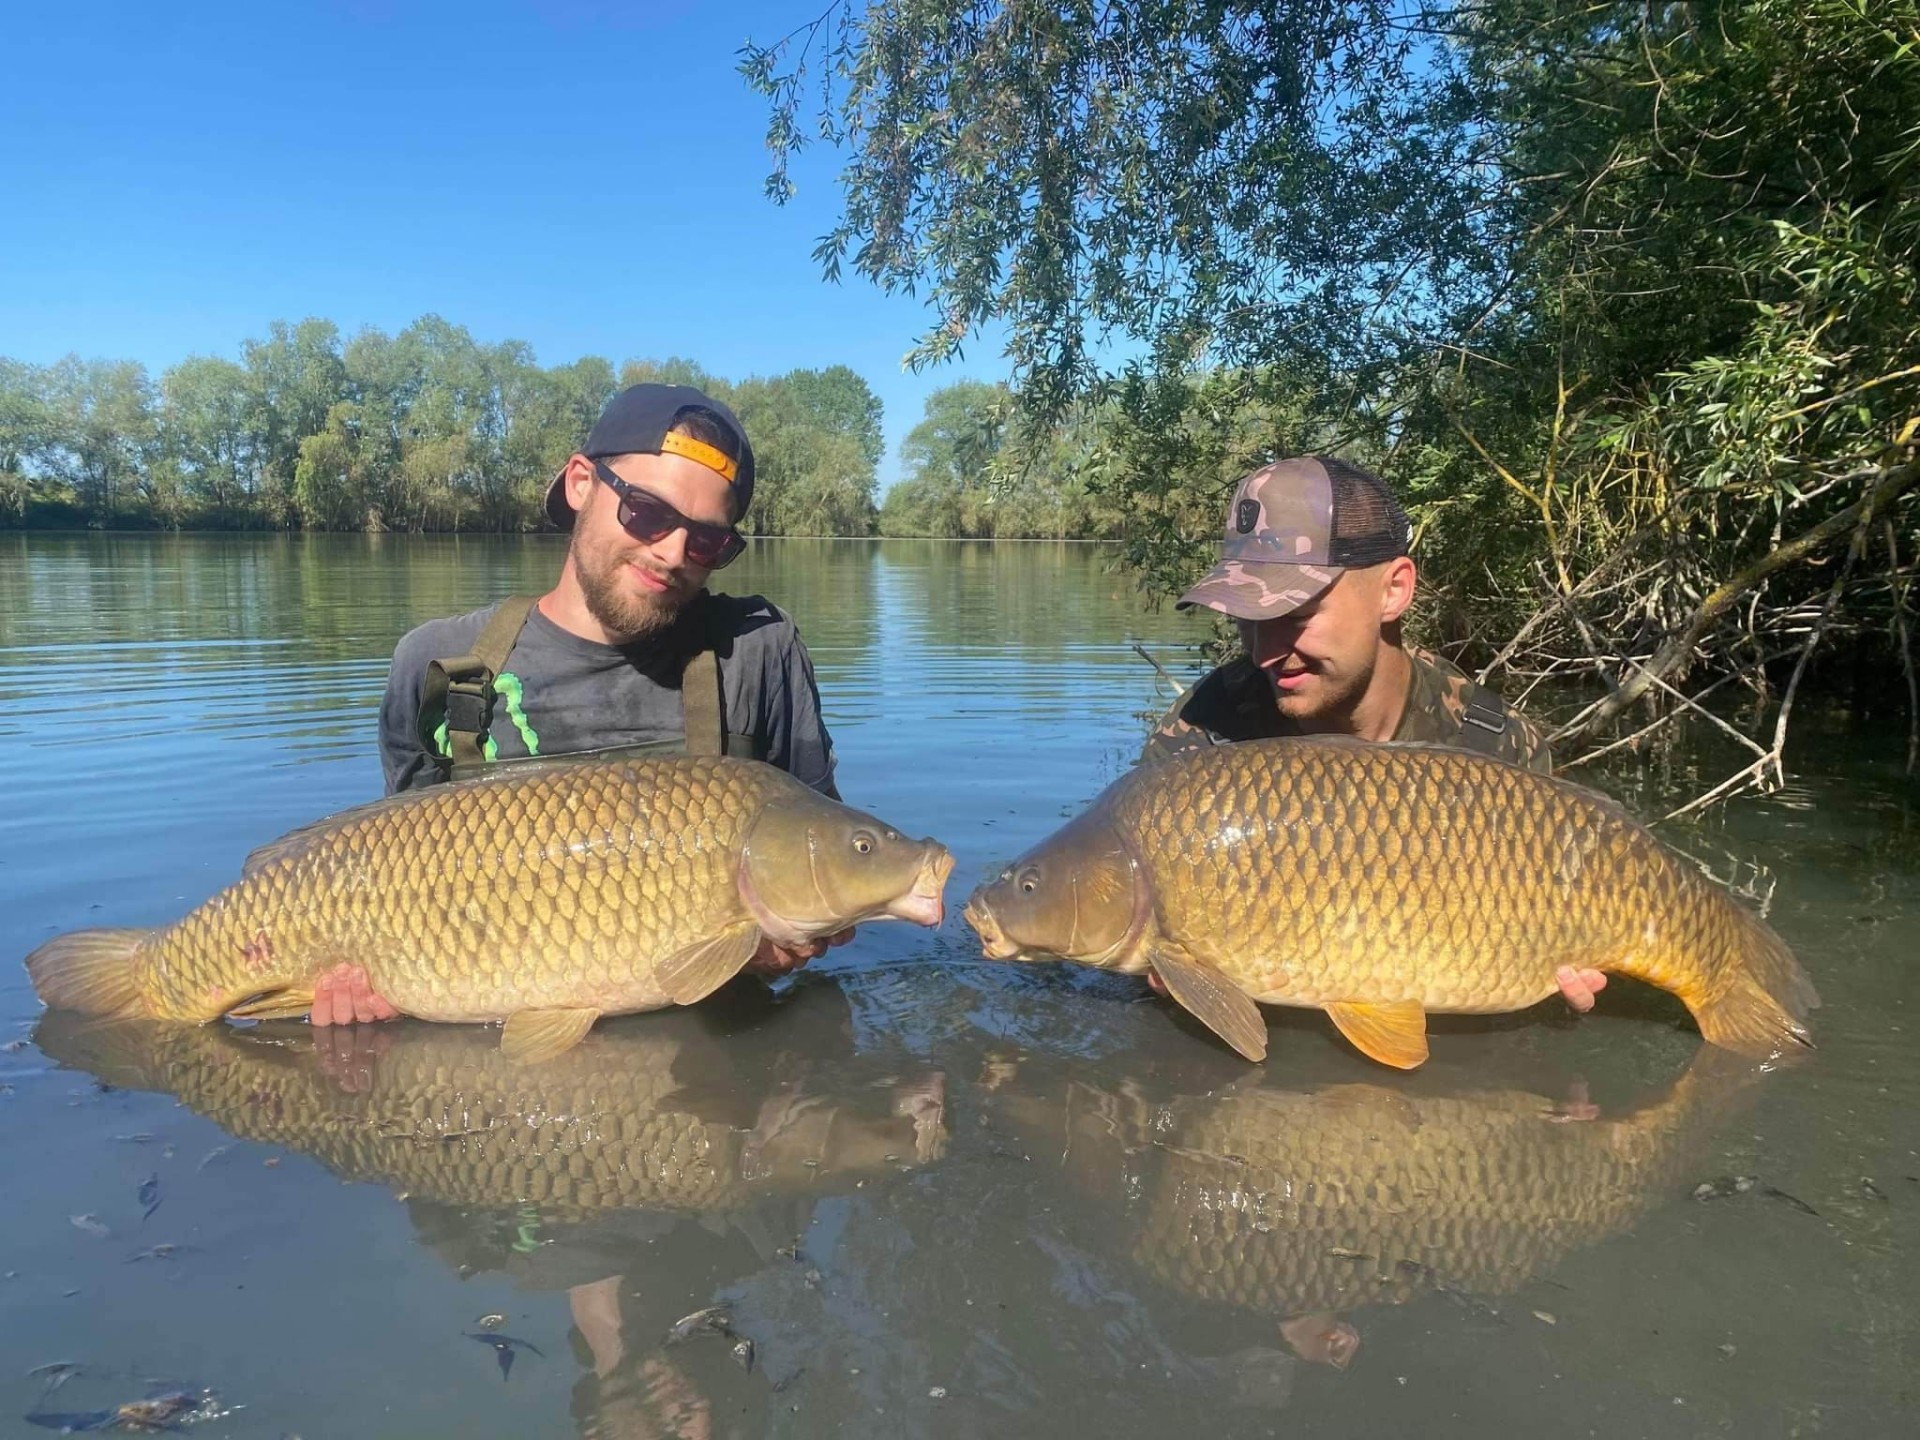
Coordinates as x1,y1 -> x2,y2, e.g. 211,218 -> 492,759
852,832 -> 875,855
1018,867 -> 1041,894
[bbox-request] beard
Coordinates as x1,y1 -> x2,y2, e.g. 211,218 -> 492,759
571,528 -> 694,643
1268,654 -> 1374,728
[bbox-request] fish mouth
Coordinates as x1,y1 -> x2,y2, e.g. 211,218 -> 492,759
962,894 -> 1020,960
885,845 -> 954,928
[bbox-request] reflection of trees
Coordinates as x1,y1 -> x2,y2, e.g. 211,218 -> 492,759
872,538 -> 1191,657
718,537 -> 882,667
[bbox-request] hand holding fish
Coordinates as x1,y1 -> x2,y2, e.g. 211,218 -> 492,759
747,927 -> 857,978
310,962 -> 401,1027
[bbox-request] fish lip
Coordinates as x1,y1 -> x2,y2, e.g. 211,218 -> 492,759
887,892 -> 946,927
884,845 -> 954,928
961,895 -> 1020,960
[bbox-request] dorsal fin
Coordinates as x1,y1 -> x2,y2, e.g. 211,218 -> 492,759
241,760 -> 588,876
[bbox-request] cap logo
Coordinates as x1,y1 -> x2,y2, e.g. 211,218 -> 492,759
1235,498 -> 1260,534
660,431 -> 739,483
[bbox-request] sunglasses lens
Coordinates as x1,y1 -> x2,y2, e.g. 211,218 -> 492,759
616,492 -> 677,543
685,528 -> 744,569
618,493 -> 742,569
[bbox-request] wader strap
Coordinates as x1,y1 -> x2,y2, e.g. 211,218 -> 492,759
1455,686 -> 1512,759
419,596 -> 538,770
680,646 -> 725,756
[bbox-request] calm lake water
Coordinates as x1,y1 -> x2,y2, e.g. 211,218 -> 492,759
0,533 -> 1914,1438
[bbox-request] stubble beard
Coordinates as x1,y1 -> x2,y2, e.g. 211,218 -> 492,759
572,530 -> 691,643
1270,656 -> 1373,731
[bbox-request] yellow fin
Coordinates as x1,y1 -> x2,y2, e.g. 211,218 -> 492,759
1325,1000 -> 1429,1070
227,987 -> 315,1021
656,923 -> 762,1007
1149,942 -> 1268,1061
500,1007 -> 600,1063
24,928 -> 150,1016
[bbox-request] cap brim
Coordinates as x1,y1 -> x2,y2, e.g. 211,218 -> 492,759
1176,561 -> 1339,620
544,468 -> 576,531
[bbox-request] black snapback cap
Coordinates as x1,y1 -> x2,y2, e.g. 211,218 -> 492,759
545,383 -> 756,530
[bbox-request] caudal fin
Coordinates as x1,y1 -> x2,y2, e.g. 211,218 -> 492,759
24,928 -> 150,1017
1689,911 -> 1819,1060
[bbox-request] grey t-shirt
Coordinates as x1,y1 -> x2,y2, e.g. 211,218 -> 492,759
377,593 -> 839,797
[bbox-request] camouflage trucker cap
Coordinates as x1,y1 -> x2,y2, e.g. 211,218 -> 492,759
1176,456 -> 1413,620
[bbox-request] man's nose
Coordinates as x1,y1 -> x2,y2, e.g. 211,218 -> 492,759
1250,619 -> 1301,665
650,524 -> 690,569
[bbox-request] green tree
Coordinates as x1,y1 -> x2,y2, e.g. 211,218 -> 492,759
732,369 -> 882,535
43,357 -> 158,523
159,356 -> 259,523
751,0 -> 1920,793
243,319 -> 347,522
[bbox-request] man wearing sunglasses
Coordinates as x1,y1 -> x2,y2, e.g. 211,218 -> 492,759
315,384 -> 848,1025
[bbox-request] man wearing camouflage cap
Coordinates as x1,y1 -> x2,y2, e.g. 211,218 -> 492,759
1142,455 -> 1605,1013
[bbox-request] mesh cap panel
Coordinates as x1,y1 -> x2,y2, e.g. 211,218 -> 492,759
1318,455 -> 1412,567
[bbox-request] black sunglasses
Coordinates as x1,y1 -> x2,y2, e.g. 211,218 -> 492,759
591,459 -> 745,570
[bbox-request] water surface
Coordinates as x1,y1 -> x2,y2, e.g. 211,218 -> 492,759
1,534 -> 1914,1437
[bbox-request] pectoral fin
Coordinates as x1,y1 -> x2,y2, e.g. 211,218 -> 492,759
1148,943 -> 1268,1062
501,1007 -> 600,1063
228,987 -> 316,1022
1324,1000 -> 1429,1070
657,923 -> 762,1006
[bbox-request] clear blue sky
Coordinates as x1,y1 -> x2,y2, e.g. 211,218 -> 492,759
0,0 -> 1003,484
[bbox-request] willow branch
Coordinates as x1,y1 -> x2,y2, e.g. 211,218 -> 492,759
1566,450 -> 1920,738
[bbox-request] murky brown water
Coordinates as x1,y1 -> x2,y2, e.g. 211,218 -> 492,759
1,533 -> 1914,1437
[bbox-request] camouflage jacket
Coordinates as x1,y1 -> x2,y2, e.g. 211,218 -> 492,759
1140,645 -> 1553,773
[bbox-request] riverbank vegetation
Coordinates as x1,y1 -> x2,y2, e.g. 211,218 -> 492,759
745,0 -> 1920,801
0,326 -> 888,537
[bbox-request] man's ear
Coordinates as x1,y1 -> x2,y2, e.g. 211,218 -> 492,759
563,454 -> 595,518
1378,556 -> 1417,625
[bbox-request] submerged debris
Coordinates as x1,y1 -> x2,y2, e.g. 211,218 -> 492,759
136,1176 -> 160,1223
473,1313 -> 508,1331
28,1362 -> 83,1395
69,1215 -> 110,1239
666,1306 -> 735,1345
1692,1174 -> 1758,1202
123,1245 -> 193,1265
24,1386 -> 227,1434
464,1331 -> 543,1381
1691,1174 -> 1819,1215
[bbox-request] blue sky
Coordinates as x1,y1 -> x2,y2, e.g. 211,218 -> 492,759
0,0 -> 1004,483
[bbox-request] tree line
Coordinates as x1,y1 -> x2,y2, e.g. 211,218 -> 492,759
747,0 -> 1920,799
0,319 -> 1141,540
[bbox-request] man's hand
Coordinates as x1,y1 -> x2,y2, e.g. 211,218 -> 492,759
1554,965 -> 1608,1014
744,928 -> 856,980
310,963 -> 400,1027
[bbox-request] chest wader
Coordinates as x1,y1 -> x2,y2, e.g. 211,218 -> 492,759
1448,682 -> 1515,761
417,596 -> 764,782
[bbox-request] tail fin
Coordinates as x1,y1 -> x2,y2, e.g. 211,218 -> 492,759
24,928 -> 150,1017
30,1011 -> 172,1090
1690,911 -> 1819,1060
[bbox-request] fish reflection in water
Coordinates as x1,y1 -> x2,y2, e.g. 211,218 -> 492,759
35,983 -> 949,1437
1012,1048 -> 1764,1368
32,988 -> 946,1221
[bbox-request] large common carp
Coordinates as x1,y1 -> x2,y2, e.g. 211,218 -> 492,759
964,738 -> 1816,1067
27,756 -> 953,1060
32,1001 -> 946,1220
